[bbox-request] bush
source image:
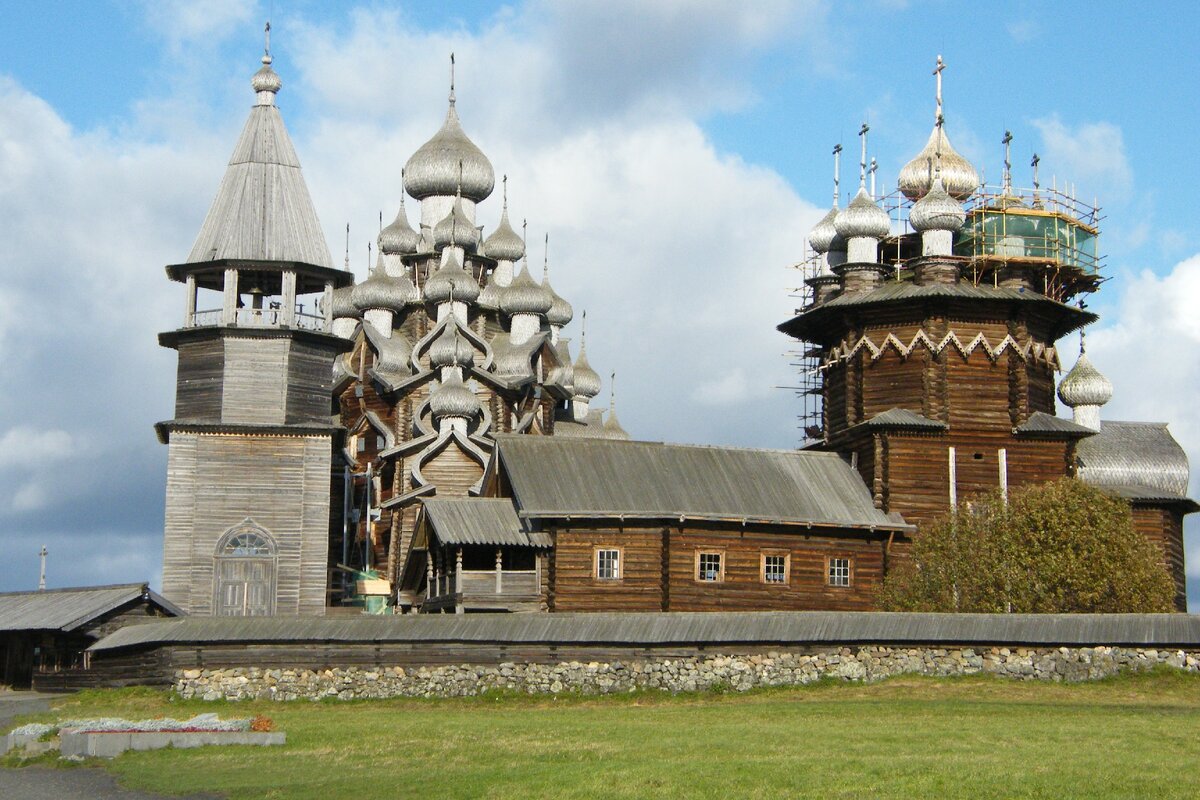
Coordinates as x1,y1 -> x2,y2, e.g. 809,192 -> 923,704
879,478 -> 1175,613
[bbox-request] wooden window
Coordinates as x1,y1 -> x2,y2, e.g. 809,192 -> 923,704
762,552 -> 789,584
595,548 -> 621,580
696,551 -> 723,582
827,557 -> 851,588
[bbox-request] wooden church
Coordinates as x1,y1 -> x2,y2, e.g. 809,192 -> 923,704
156,44 -> 1194,617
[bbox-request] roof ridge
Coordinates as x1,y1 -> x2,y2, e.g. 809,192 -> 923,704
0,582 -> 146,598
495,434 -> 846,459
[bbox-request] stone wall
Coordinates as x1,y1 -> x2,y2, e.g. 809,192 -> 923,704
175,645 -> 1200,701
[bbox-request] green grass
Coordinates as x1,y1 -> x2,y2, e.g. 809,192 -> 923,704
5,670 -> 1200,799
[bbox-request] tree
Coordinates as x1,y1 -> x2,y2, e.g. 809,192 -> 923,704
879,478 -> 1176,613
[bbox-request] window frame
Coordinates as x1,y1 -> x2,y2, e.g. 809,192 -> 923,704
826,556 -> 852,588
694,549 -> 725,583
761,551 -> 790,585
594,547 -> 623,581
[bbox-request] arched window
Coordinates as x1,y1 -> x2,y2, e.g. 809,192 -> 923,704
213,519 -> 277,616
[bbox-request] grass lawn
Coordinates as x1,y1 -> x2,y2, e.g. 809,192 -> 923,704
4,670 -> 1200,799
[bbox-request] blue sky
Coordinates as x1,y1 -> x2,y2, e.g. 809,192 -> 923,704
1,1 -> 1197,605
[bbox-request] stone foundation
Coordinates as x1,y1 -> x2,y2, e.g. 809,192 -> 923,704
174,645 -> 1200,701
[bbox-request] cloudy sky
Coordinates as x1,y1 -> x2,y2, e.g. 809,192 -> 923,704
1,0 -> 1197,607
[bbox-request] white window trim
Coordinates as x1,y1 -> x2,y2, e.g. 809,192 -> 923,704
594,547 -> 622,581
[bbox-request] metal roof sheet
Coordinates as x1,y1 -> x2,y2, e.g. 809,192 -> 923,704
493,436 -> 906,530
186,102 -> 334,268
423,498 -> 553,547
1077,421 -> 1191,497
91,611 -> 1200,653
0,583 -> 182,633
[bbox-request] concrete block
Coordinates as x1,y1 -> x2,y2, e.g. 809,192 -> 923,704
59,729 -> 285,758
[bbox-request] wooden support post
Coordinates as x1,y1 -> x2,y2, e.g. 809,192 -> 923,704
280,270 -> 297,327
184,274 -> 197,326
425,550 -> 433,600
998,448 -> 1009,502
495,547 -> 503,594
323,281 -> 334,330
455,547 -> 464,614
948,446 -> 957,509
221,268 -> 239,325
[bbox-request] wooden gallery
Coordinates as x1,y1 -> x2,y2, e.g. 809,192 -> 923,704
155,49 -> 1194,619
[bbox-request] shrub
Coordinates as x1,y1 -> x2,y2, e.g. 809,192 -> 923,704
879,478 -> 1175,613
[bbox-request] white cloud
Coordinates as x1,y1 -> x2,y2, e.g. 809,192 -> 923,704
0,426 -> 74,469
1087,253 -> 1200,578
1032,116 -> 1133,200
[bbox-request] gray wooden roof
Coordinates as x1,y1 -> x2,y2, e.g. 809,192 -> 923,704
186,98 -> 334,268
857,408 -> 947,431
0,583 -> 182,633
1014,411 -> 1096,438
493,436 -> 907,530
90,611 -> 1200,653
1077,421 -> 1191,498
422,499 -> 553,548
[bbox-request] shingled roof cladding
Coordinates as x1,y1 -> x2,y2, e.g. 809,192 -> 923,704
185,78 -> 334,268
1013,411 -> 1097,438
493,436 -> 908,531
423,498 -> 553,548
778,280 -> 1097,341
0,583 -> 182,632
1077,421 -> 1193,500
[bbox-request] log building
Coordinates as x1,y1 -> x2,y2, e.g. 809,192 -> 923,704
156,42 -> 1193,617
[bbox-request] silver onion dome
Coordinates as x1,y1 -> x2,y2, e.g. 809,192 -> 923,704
808,206 -> 840,254
909,174 -> 965,232
423,250 -> 481,305
572,350 -> 601,399
403,100 -> 495,202
330,285 -> 360,319
432,197 -> 480,251
1057,350 -> 1113,409
898,125 -> 979,201
379,204 -> 422,256
834,187 -> 890,241
352,263 -> 415,314
499,263 -> 552,316
429,324 -> 476,370
477,272 -> 501,310
484,206 -> 524,262
429,372 -> 481,420
544,277 -> 573,327
251,55 -> 282,95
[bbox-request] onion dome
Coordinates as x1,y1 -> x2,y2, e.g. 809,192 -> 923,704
543,272 -> 573,327
379,198 -> 421,256
572,350 -> 601,399
499,263 -> 552,316
403,94 -> 495,202
484,205 -> 524,262
429,324 -> 475,370
477,272 -> 501,310
352,262 -> 415,314
1057,349 -> 1113,409
834,187 -> 890,241
251,55 -> 282,96
423,250 -> 480,305
909,174 -> 965,232
808,206 -> 840,254
432,196 -> 480,251
898,126 -> 978,201
429,372 -> 481,420
330,285 -> 360,319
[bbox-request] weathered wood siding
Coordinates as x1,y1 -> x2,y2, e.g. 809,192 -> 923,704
174,337 -> 224,420
220,337 -> 290,424
161,432 -> 333,616
551,528 -> 664,612
547,523 -> 891,612
1132,505 -> 1188,612
286,339 -> 338,423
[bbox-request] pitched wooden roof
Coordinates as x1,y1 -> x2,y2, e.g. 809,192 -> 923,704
422,498 -> 552,547
0,583 -> 182,633
493,436 -> 908,531
1077,421 -> 1194,507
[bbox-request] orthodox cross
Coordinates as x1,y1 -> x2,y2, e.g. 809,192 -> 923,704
831,143 -> 842,207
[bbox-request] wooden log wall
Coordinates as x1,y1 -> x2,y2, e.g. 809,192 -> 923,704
1132,505 -> 1188,612
551,528 -> 665,611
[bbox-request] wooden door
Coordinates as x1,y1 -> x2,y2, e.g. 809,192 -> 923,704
215,558 -> 275,616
